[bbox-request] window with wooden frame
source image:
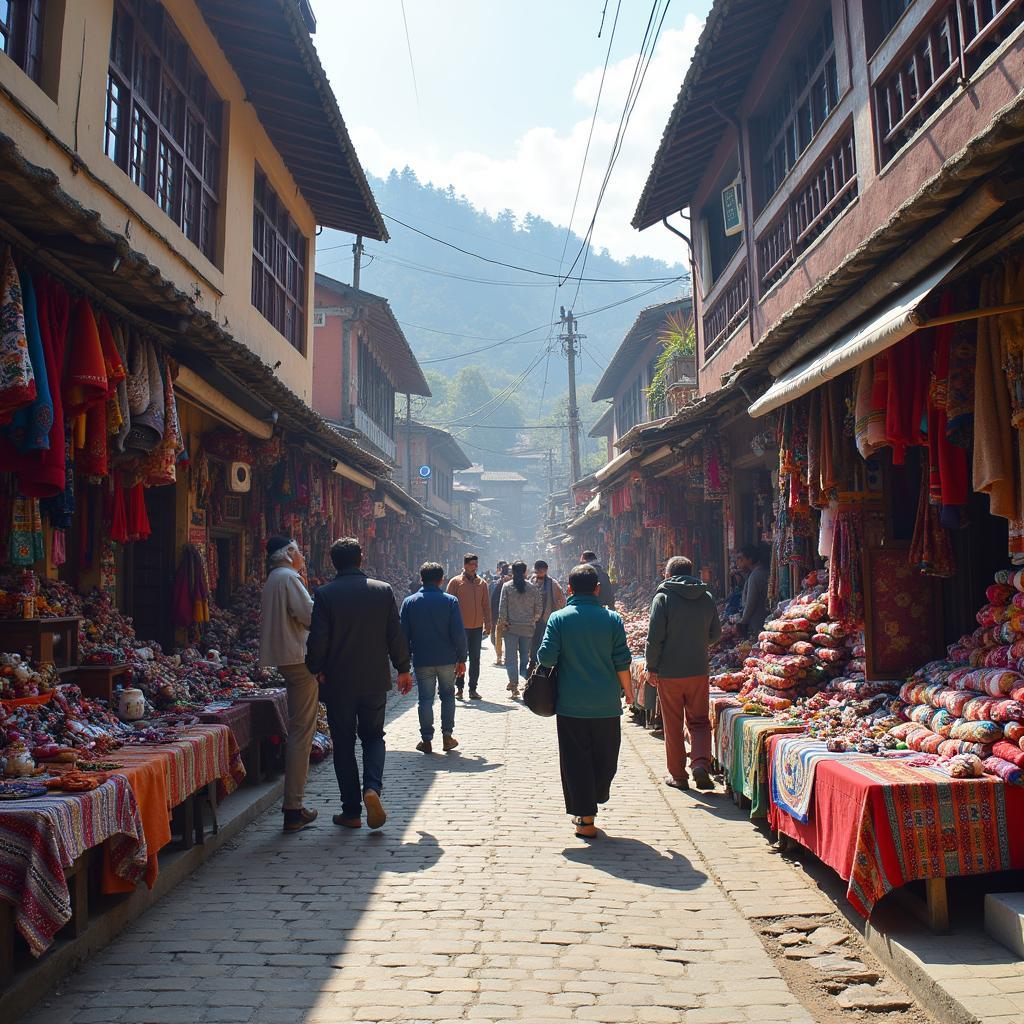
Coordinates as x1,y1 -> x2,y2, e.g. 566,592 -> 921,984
616,376 -> 644,438
356,337 -> 395,437
754,5 -> 839,209
1,0 -> 46,85
252,167 -> 308,351
104,0 -> 222,263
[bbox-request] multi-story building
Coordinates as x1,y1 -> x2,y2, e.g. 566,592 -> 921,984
312,274 -> 431,463
0,1 -> 388,639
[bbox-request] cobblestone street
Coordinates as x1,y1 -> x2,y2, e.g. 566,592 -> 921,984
25,658 -> 929,1024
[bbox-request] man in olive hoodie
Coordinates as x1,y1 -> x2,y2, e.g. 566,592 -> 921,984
645,556 -> 722,791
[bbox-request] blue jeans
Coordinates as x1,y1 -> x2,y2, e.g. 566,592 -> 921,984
416,664 -> 457,741
505,633 -> 531,685
324,692 -> 387,820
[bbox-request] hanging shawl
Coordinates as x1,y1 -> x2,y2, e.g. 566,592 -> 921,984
9,495 -> 43,566
827,508 -> 864,622
927,295 -> 968,517
910,475 -> 956,578
142,355 -> 184,486
855,358 -> 886,458
40,427 -> 75,528
4,269 -> 52,452
109,473 -> 129,543
0,249 -> 36,423
125,331 -> 150,416
125,482 -> 151,542
172,543 -> 210,629
98,314 -> 126,439
111,322 -> 131,453
946,318 -> 975,447
124,338 -> 164,454
64,298 -> 107,419
885,331 -> 930,465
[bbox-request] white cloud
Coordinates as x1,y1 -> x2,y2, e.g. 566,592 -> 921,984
348,18 -> 702,267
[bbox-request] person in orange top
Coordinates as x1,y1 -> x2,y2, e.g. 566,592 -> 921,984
446,553 -> 493,699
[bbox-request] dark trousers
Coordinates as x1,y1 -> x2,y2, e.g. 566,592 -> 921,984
324,691 -> 387,819
465,627 -> 483,691
556,715 -> 621,817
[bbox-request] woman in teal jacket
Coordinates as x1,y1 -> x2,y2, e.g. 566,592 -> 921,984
537,563 -> 634,838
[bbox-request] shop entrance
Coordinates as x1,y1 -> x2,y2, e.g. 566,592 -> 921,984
126,488 -> 176,651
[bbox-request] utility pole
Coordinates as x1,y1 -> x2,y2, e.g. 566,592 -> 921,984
352,234 -> 363,290
405,393 -> 412,490
559,307 -> 584,484
546,448 -> 555,497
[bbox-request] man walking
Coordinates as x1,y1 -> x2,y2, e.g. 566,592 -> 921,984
259,535 -> 319,833
490,561 -> 510,666
736,543 -> 769,639
529,559 -> 565,667
306,538 -> 412,830
644,555 -> 722,791
581,550 -> 615,609
446,553 -> 492,700
403,563 -> 467,754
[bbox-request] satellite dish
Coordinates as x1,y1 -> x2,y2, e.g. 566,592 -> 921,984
418,465 -> 432,479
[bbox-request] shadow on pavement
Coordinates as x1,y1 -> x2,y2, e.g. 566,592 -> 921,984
561,836 -> 708,891
387,749 -> 503,775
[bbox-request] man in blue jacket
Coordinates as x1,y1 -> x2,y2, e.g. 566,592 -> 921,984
401,563 -> 468,755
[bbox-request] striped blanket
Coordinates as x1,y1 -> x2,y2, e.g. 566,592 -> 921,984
0,774 -> 146,956
770,736 -> 844,823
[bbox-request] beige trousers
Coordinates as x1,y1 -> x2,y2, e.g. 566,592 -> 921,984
491,621 -> 506,662
278,663 -> 320,811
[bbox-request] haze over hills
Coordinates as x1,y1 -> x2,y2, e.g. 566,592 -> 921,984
315,168 -> 690,471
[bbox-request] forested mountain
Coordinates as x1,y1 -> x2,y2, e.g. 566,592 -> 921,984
314,168 -> 689,470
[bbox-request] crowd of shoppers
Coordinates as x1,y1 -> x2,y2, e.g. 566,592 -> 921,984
259,533 -> 761,842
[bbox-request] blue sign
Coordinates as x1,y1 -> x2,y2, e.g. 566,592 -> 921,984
418,465 -> 432,479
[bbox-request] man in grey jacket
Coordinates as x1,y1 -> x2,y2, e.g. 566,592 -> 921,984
259,535 -> 318,832
644,555 -> 722,791
737,544 -> 769,638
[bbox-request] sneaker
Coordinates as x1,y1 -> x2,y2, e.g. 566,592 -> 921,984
692,767 -> 715,791
442,734 -> 459,752
364,790 -> 387,830
664,774 -> 690,791
416,739 -> 433,754
332,813 -> 361,829
282,807 -> 318,832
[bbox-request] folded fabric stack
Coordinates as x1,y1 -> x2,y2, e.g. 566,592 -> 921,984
885,569 -> 1024,783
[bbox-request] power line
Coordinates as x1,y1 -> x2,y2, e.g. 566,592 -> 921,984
399,0 -> 420,112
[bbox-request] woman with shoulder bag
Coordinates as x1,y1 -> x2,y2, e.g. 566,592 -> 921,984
536,563 -> 634,839
498,561 -> 541,699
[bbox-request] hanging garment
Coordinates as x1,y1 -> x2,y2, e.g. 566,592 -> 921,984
40,428 -> 75,529
818,501 -> 838,559
111,322 -> 131,453
946,319 -> 975,447
125,482 -> 151,542
1004,255 -> 1024,426
4,269 -> 52,453
142,356 -> 184,486
124,339 -> 164,454
910,478 -> 956,578
854,360 -> 886,458
885,331 -> 931,465
927,300 -> 968,513
98,314 -> 126,439
109,474 -> 129,543
974,265 -> 1023,530
806,388 -> 823,507
0,250 -> 36,424
51,528 -> 65,567
827,508 -> 864,622
64,298 -> 108,419
125,331 -> 150,416
9,495 -> 43,566
172,543 -> 210,629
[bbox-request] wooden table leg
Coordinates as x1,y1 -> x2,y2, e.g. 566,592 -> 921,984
0,899 -> 15,984
68,850 -> 91,938
925,877 -> 950,932
174,799 -> 195,851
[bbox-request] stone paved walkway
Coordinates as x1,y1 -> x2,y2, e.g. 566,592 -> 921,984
25,659 -> 927,1024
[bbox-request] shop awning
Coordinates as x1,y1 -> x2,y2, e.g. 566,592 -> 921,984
595,448 -> 638,483
748,252 -> 964,418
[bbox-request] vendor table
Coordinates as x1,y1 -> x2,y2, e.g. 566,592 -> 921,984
0,774 -> 147,963
0,616 -> 82,670
716,707 -> 803,818
198,702 -> 253,752
767,734 -> 1024,928
235,687 -> 288,739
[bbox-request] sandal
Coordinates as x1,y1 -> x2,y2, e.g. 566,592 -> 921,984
573,816 -> 599,839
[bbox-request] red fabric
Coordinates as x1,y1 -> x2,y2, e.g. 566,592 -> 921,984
767,737 -> 1024,917
885,333 -> 931,465
658,675 -> 712,780
126,482 -> 151,542
64,299 -> 107,417
110,474 -> 129,543
928,308 -> 968,508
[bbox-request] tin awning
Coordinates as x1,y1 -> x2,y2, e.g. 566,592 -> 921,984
748,251 -> 965,418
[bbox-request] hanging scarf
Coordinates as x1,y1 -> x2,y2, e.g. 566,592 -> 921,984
124,338 -> 164,454
126,482 -> 151,542
910,476 -> 956,578
64,298 -> 107,419
40,428 -> 75,529
5,269 -> 52,452
172,543 -> 210,629
9,495 -> 43,566
0,250 -> 36,424
827,507 -> 864,622
111,321 -> 131,453
98,314 -> 126,439
854,359 -> 886,458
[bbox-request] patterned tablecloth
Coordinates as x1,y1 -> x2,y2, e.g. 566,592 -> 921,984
234,688 -> 289,739
198,702 -> 253,751
0,775 -> 147,956
767,735 -> 1024,917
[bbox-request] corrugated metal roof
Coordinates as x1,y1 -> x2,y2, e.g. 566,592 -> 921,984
632,0 -> 788,230
197,0 -> 387,239
592,297 -> 692,401
480,471 -> 527,483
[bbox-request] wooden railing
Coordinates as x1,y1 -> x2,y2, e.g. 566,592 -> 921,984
756,129 -> 858,295
702,261 -> 748,363
874,0 -> 1024,164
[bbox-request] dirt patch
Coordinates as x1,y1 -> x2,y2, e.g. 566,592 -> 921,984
753,912 -> 939,1023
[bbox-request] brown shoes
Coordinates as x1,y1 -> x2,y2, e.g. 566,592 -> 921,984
416,739 -> 433,754
364,790 -> 387,830
282,807 -> 318,832
333,813 -> 361,829
692,767 -> 715,791
442,734 -> 459,752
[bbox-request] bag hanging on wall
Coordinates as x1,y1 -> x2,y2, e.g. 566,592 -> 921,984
523,663 -> 559,718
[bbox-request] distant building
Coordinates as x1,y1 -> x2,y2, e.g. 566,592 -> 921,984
395,422 -> 472,520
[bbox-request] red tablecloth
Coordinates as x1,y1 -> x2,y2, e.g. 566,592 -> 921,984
198,702 -> 253,751
0,775 -> 146,955
767,735 -> 1024,916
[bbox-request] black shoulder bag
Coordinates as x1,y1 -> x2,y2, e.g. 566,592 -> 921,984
523,663 -> 559,718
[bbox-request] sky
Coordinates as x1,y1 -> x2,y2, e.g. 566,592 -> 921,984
313,1 -> 712,268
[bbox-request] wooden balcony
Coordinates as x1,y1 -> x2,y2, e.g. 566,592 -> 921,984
873,0 -> 1024,165
701,260 -> 749,364
756,128 -> 858,296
